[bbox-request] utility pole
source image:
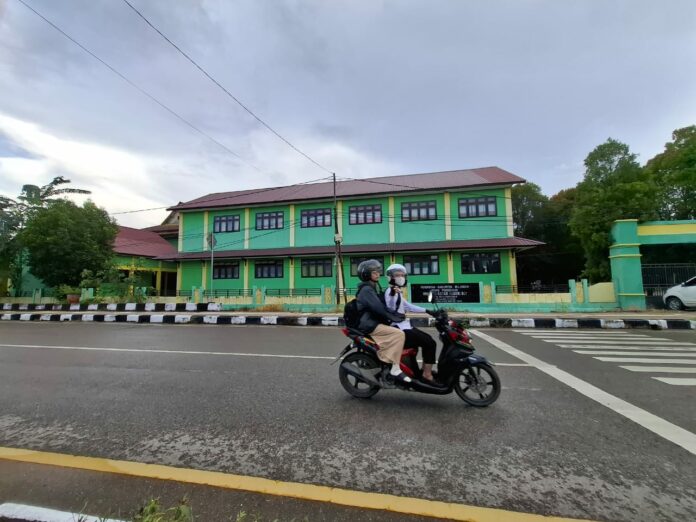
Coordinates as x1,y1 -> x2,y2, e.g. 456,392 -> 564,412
208,232 -> 216,298
332,173 -> 345,304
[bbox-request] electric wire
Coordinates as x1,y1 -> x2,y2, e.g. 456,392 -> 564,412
121,0 -> 333,175
16,0 -> 271,175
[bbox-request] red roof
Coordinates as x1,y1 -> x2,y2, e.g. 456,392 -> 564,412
115,226 -> 177,258
159,237 -> 543,261
169,167 -> 525,211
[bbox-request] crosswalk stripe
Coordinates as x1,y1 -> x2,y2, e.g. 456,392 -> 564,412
558,345 -> 696,351
534,339 -> 663,343
574,351 -> 696,356
528,336 -> 654,340
540,340 -> 695,345
652,377 -> 696,385
513,330 -> 633,334
594,357 -> 696,364
523,332 -> 649,336
620,366 -> 696,373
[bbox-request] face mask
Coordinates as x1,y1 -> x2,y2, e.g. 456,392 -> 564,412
394,276 -> 406,287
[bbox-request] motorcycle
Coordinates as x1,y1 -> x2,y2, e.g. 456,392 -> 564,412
334,292 -> 501,406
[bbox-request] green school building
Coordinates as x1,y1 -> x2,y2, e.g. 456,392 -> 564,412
163,168 -> 543,304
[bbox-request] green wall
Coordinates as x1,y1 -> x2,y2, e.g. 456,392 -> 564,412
294,202 -> 335,247
393,194 -> 446,243
250,258 -> 290,289
450,188 -> 509,240
181,261 -> 203,290
207,209 -> 246,251
340,197 -> 390,246
249,206 -> 290,250
181,213 -> 205,253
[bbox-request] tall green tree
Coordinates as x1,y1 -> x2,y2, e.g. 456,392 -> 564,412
513,185 -> 585,285
569,139 -> 657,282
644,125 -> 696,220
20,200 -> 116,288
512,182 -> 548,238
0,177 -> 90,294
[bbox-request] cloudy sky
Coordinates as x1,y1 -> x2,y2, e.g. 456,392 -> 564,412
1,0 -> 695,228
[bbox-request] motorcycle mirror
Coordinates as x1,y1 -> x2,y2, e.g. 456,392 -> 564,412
428,291 -> 433,303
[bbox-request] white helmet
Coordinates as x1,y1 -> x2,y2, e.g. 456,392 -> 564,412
386,263 -> 407,277
386,263 -> 408,287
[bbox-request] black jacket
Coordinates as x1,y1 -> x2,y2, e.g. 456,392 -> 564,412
356,281 -> 405,333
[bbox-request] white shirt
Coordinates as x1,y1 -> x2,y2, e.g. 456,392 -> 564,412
384,287 -> 426,330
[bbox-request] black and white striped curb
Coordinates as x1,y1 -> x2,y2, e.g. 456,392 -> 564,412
1,302 -> 222,312
1,313 -> 694,329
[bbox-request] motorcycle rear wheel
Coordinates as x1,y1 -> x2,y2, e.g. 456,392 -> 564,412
454,363 -> 500,407
339,352 -> 381,399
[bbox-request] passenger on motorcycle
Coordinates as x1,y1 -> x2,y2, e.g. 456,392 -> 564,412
355,259 -> 412,383
384,263 -> 438,382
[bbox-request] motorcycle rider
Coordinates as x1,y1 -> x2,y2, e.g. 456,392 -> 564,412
355,259 -> 412,384
384,263 -> 438,382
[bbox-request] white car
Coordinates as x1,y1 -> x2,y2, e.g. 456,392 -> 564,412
663,276 -> 696,310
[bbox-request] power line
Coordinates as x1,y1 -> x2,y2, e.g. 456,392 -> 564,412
16,0 -> 267,174
111,175 -> 333,214
121,0 -> 333,175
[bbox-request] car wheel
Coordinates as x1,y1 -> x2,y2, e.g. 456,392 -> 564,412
665,296 -> 684,311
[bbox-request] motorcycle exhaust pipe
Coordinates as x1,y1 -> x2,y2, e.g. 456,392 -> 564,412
340,362 -> 381,386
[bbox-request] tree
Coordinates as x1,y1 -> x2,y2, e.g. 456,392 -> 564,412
644,125 -> 696,220
512,182 -> 548,238
0,177 -> 90,294
569,139 -> 657,282
513,186 -> 585,285
20,200 -> 117,288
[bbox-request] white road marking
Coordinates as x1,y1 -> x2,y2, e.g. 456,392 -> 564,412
558,345 -> 696,351
472,329 -> 696,456
0,343 -> 335,360
538,340 -> 696,345
526,334 -> 652,339
513,330 -> 636,335
652,377 -> 696,385
594,357 -> 696,364
574,351 -> 696,357
620,366 -> 696,373
0,502 -> 124,522
0,343 -> 531,367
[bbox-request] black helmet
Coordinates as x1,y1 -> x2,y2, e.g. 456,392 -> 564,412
357,259 -> 383,282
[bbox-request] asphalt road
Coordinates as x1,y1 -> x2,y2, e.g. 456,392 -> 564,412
0,322 -> 695,521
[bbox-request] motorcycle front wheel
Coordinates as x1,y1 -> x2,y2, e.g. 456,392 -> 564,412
454,363 -> 500,407
339,352 -> 381,399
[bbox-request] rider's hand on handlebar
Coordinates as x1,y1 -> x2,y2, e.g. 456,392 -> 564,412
425,309 -> 438,317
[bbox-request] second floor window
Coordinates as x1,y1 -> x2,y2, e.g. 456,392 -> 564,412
461,252 -> 501,274
256,211 -> 284,230
349,204 -> 382,225
213,263 -> 240,279
459,196 -> 497,218
255,260 -> 284,278
301,258 -> 333,277
402,201 -> 437,221
404,255 -> 440,275
301,209 -> 332,228
213,215 -> 240,233
350,256 -> 384,276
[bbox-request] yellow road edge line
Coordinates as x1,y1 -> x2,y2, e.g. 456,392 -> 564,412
0,446 -> 595,522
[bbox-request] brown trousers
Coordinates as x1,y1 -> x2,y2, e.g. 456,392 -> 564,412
370,324 -> 406,366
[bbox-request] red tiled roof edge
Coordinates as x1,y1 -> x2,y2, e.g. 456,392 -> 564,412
169,167 -> 525,212
114,226 -> 178,258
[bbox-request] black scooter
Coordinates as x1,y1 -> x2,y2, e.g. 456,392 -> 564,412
334,292 -> 501,406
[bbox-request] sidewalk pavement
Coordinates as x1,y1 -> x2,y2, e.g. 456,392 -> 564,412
1,304 -> 695,329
